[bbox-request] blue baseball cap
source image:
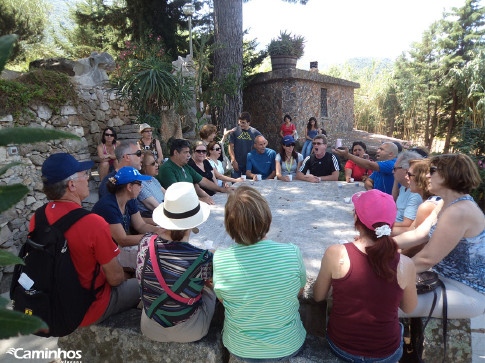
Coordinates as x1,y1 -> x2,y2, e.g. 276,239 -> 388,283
114,167 -> 151,185
282,135 -> 295,146
42,153 -> 94,185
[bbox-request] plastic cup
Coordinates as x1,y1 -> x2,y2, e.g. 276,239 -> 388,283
344,197 -> 351,204
336,139 -> 343,148
288,175 -> 293,181
338,184 -> 343,189
349,178 -> 354,183
241,175 -> 247,181
204,240 -> 214,249
256,174 -> 262,181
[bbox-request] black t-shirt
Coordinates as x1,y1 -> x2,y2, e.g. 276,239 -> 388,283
188,159 -> 215,196
300,153 -> 340,177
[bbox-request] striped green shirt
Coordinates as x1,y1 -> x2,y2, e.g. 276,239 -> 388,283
213,240 -> 306,359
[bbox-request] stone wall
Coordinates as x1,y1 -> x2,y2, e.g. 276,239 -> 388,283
244,68 -> 359,151
0,79 -> 182,290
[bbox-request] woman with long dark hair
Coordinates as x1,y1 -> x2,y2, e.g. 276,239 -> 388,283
314,189 -> 417,362
97,127 -> 120,181
275,135 -> 303,182
302,117 -> 324,158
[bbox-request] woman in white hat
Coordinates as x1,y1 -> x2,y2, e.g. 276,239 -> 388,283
136,182 -> 216,342
138,123 -> 164,164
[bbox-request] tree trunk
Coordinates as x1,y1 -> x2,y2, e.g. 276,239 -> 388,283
213,0 -> 243,130
443,89 -> 458,153
428,102 -> 438,150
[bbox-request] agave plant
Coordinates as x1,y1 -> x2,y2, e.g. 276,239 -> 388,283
268,31 -> 305,59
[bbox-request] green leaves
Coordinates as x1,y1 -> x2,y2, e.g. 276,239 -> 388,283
0,309 -> 48,339
0,184 -> 29,214
0,34 -> 17,72
0,250 -> 24,267
0,128 -> 80,146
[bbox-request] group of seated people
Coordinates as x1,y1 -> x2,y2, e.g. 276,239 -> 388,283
65,114 -> 484,362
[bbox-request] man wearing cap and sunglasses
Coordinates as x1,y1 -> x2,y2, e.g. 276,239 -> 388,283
32,153 -> 139,329
98,140 -> 143,198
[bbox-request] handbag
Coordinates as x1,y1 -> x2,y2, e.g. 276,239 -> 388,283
401,271 -> 447,363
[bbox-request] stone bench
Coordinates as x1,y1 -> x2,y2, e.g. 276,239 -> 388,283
58,308 -> 340,363
58,306 -> 472,362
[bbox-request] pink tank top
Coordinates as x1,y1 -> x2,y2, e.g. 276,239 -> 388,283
327,243 -> 403,358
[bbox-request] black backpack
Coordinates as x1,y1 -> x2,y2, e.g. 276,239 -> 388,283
10,204 -> 100,337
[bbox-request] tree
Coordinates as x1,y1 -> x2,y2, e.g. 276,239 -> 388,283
439,0 -> 485,152
72,0 -> 208,59
212,0 -> 308,129
0,0 -> 48,62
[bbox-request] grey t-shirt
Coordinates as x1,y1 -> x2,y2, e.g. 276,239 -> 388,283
229,126 -> 262,170
275,153 -> 303,176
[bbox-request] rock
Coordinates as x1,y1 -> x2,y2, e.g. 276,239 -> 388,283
29,155 -> 45,166
59,309 -> 225,363
60,106 -> 77,116
37,105 -> 52,120
29,58 -> 76,75
0,225 -> 12,246
90,121 -> 100,133
73,52 -> 115,87
25,196 -> 36,206
0,114 -> 13,122
95,110 -> 106,121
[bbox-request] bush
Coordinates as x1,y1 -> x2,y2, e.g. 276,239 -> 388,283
0,70 -> 77,119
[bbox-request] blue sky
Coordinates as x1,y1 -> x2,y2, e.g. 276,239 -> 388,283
243,0 -> 478,68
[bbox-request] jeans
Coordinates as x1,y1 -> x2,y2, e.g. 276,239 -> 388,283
302,140 -> 313,159
231,164 -> 245,178
327,324 -> 403,363
231,342 -> 304,363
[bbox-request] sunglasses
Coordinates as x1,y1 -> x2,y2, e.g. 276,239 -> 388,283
406,171 -> 415,178
148,161 -> 157,166
393,166 -> 403,172
284,143 -> 295,147
312,142 -> 324,146
213,147 -> 221,151
104,133 -> 114,137
429,166 -> 438,175
131,181 -> 142,186
126,150 -> 142,157
195,149 -> 207,154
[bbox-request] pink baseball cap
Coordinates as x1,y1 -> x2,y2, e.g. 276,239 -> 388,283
352,189 -> 396,230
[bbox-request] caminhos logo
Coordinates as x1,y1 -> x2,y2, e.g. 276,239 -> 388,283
6,347 -> 82,362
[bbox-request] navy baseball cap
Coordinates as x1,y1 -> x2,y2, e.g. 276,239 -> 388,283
113,167 -> 151,185
282,135 -> 295,145
42,153 -> 94,185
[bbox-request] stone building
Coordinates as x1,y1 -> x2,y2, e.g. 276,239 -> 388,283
243,68 -> 360,150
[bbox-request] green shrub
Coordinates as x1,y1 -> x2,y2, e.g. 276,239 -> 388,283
0,70 -> 77,119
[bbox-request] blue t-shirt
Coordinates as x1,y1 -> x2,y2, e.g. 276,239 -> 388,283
92,193 -> 139,233
246,149 -> 276,179
369,159 -> 396,195
136,177 -> 164,217
98,170 -> 116,198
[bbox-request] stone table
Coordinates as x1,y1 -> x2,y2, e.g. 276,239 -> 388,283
190,179 -> 365,280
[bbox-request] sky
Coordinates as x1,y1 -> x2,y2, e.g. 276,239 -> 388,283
243,0 -> 479,69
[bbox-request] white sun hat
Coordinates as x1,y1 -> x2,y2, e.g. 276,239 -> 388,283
153,182 -> 210,230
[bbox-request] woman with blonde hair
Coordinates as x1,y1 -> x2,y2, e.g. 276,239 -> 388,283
213,185 -> 307,361
395,153 -> 485,318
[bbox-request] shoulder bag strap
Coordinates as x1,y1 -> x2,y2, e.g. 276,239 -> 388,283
148,235 -> 205,305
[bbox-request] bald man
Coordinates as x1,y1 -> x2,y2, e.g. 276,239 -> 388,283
246,135 -> 276,180
333,142 -> 398,195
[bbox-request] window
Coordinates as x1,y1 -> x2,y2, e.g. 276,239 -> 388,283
320,88 -> 328,118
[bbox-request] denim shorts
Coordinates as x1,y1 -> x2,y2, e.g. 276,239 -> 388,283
327,323 -> 403,363
231,342 -> 304,363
